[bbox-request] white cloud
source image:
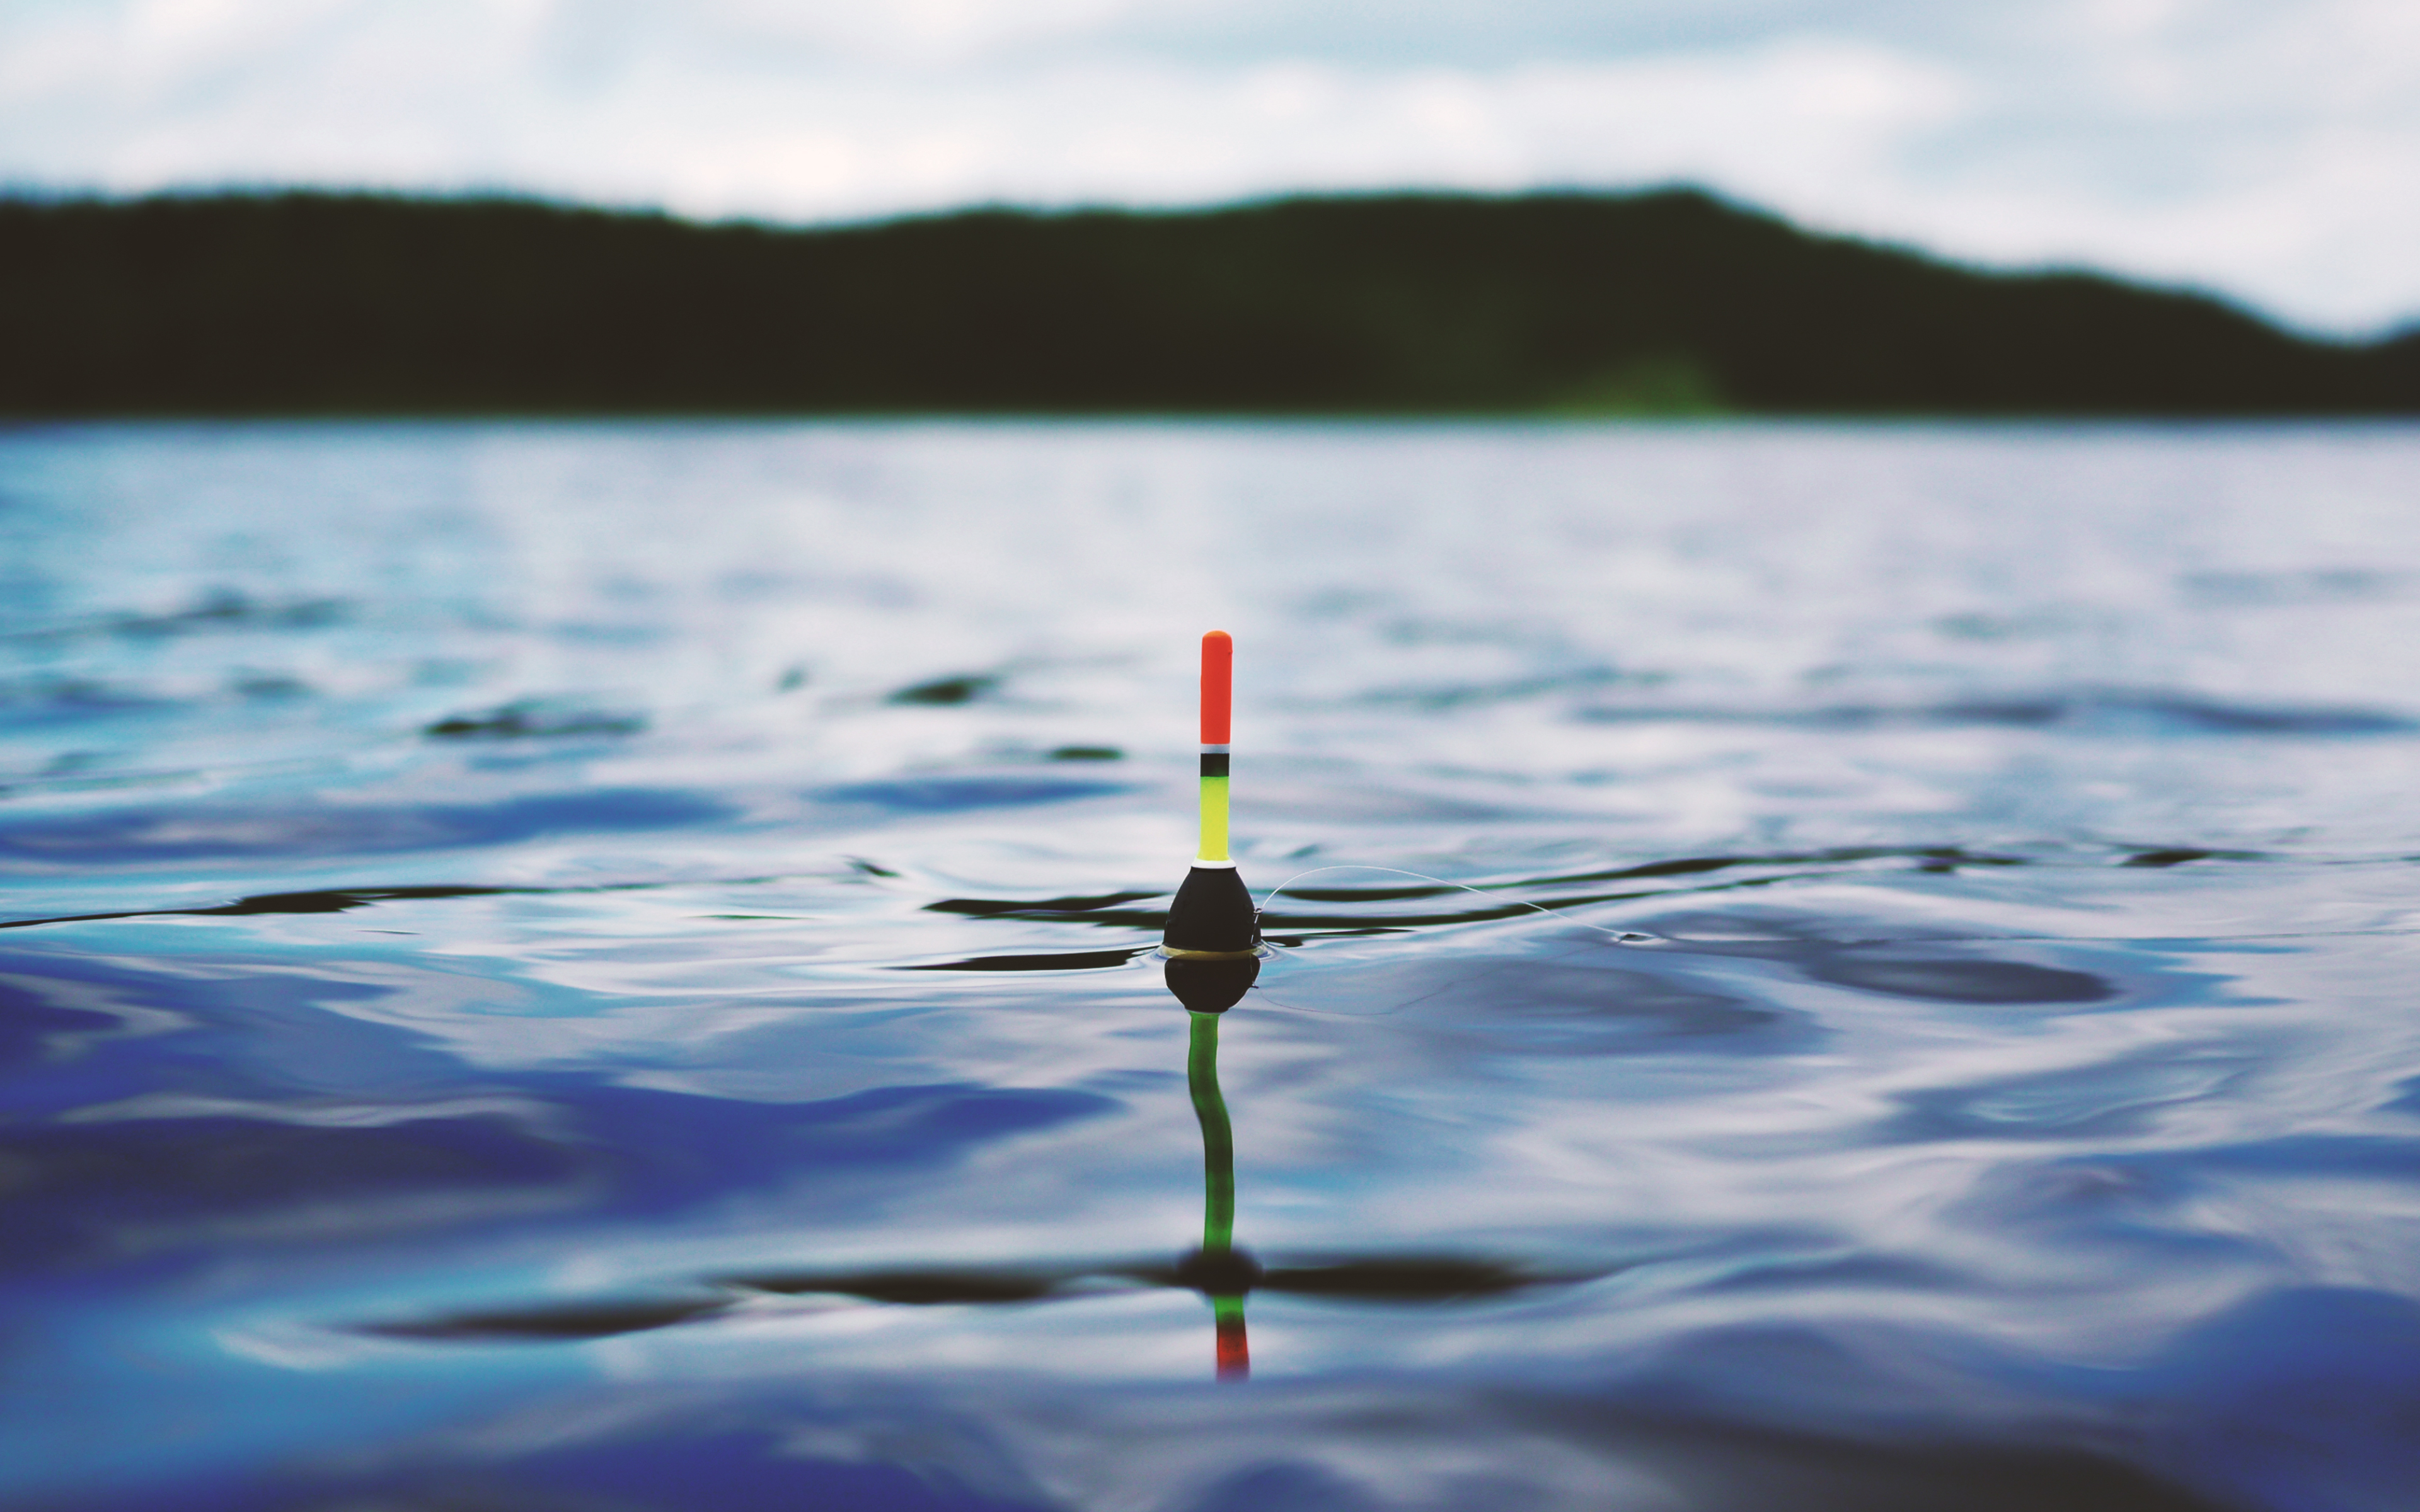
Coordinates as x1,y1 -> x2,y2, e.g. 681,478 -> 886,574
1,0 -> 2415,334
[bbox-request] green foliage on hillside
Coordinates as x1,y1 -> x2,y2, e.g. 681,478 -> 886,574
3,189 -> 2412,415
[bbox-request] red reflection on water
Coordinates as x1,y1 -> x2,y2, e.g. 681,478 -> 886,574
1216,1309 -> 1250,1381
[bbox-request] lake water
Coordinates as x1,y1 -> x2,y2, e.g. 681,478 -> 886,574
6,420 -> 2420,1511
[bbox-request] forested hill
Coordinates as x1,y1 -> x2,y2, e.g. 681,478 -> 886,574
4,190 -> 2415,416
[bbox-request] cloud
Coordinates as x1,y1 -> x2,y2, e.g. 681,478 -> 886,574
2,0 -> 2416,334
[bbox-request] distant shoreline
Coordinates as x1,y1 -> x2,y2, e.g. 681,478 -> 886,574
5,189 -> 2414,418
11,413 -> 2420,429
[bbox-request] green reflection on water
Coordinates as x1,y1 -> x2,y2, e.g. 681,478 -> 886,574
1189,1011 -> 1236,1251
1187,1009 -> 1249,1380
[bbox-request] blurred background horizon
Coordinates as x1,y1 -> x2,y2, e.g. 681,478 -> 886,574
4,0 -> 2419,340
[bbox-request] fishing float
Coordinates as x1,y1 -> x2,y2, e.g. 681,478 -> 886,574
1161,630 -> 1260,1012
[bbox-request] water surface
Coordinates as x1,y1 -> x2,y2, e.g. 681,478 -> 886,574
6,420 -> 2420,1511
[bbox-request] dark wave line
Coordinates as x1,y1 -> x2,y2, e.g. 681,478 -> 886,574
0,592 -> 350,644
0,876 -> 787,931
1576,692 -> 2416,735
926,891 -> 1166,918
898,948 -> 1153,973
1512,845 -> 2034,888
0,884 -> 530,930
928,864 -> 1966,934
0,842 -> 2283,934
356,1254 -> 1602,1342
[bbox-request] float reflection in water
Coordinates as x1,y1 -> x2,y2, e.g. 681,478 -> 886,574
1160,630 -> 1264,1379
1175,996 -> 1257,1379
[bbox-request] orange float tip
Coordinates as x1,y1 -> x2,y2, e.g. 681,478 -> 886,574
1201,631 -> 1232,747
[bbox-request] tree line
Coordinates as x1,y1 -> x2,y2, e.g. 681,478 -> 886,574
3,188 -> 2413,415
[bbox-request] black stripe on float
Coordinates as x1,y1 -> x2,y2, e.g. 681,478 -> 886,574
1199,752 -> 1230,777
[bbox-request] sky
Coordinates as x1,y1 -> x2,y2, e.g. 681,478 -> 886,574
4,0 -> 2416,337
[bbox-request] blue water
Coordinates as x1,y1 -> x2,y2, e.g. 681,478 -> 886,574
6,419 -> 2420,1511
